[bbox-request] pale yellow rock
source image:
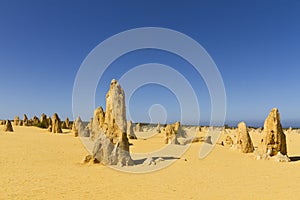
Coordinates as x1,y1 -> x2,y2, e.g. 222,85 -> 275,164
47,117 -> 51,127
13,116 -> 20,126
135,123 -> 142,132
156,122 -> 161,133
51,113 -> 62,133
40,113 -> 49,128
31,116 -> 40,126
72,118 -> 79,137
66,117 -> 70,129
223,135 -> 233,147
237,122 -> 254,153
23,114 -> 29,126
73,116 -> 89,137
127,120 -> 137,139
91,79 -> 133,166
196,126 -> 201,135
173,121 -> 180,133
260,108 -> 287,156
91,107 -> 105,140
3,120 -> 13,132
18,120 -> 23,126
164,122 -> 179,144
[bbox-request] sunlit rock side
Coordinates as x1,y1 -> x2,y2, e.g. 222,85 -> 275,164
51,113 -> 62,133
156,122 -> 161,133
162,123 -> 179,145
256,108 -> 289,162
135,123 -> 142,132
85,79 -> 133,166
72,116 -> 89,137
236,122 -> 254,153
13,116 -> 20,126
127,120 -> 137,139
90,107 -> 105,141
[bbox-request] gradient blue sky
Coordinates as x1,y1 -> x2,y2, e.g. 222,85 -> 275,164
0,0 -> 299,127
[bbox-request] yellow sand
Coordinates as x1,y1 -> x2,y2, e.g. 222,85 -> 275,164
1,125 -> 300,200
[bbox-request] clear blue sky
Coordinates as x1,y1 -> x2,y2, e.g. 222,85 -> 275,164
0,0 -> 299,127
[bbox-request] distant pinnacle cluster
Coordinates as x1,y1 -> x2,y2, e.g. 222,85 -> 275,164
1,113 -> 71,134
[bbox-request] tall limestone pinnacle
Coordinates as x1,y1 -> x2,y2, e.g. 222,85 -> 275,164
88,79 -> 133,166
52,113 -> 63,133
255,108 -> 289,162
262,108 -> 287,156
105,79 -> 127,136
237,122 -> 254,153
4,120 -> 13,132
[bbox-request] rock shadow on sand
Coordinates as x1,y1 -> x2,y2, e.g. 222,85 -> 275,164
133,156 -> 180,165
289,156 -> 300,162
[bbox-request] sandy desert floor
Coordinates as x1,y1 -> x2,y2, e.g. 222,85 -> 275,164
1,125 -> 300,200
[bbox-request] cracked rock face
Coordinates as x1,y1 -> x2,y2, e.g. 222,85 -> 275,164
51,113 -> 62,133
90,107 -> 105,141
224,135 -> 233,147
236,122 -> 254,153
163,122 -> 180,145
90,79 -> 133,166
256,108 -> 288,161
262,108 -> 287,156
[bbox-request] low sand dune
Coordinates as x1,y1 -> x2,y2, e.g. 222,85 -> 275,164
1,125 -> 300,199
